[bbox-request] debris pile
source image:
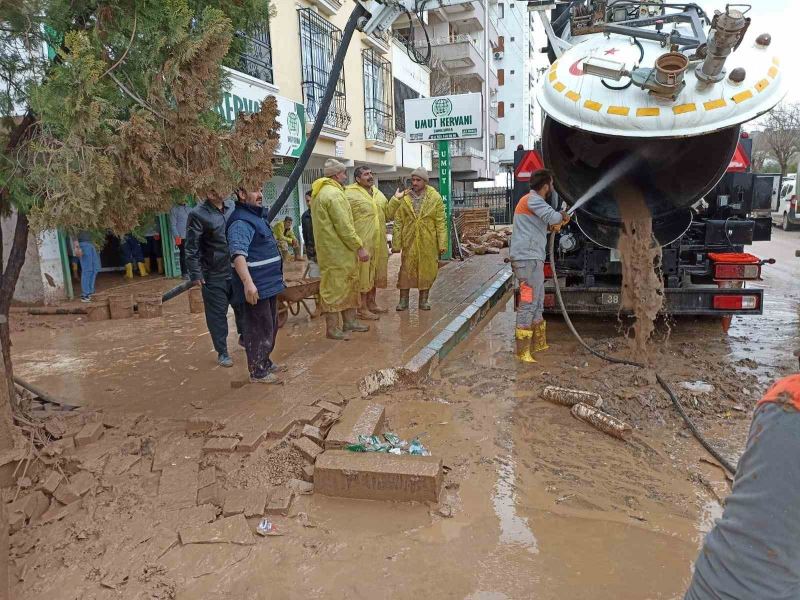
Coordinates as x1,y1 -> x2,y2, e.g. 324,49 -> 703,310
459,228 -> 512,257
541,385 -> 632,440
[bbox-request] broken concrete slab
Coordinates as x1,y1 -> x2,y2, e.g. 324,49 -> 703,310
315,401 -> 341,415
301,424 -> 323,445
185,416 -> 216,435
158,463 -> 198,510
38,470 -> 62,496
325,400 -> 386,450
196,483 -> 222,508
197,466 -> 216,490
74,422 -> 104,447
53,483 -> 80,505
315,450 -> 443,502
237,429 -> 267,453
302,464 -> 314,483
202,437 -> 239,454
162,504 -> 217,532
151,434 -> 204,471
222,488 -> 268,518
265,488 -> 293,516
39,499 -> 82,524
291,437 -> 322,463
69,471 -> 96,496
358,368 -> 400,397
178,514 -> 254,546
268,406 -> 324,439
103,454 -> 140,478
286,479 -> 313,495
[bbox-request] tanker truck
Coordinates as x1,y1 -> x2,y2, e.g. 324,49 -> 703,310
523,1 -> 787,331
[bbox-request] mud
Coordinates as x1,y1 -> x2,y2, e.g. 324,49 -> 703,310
617,181 -> 664,356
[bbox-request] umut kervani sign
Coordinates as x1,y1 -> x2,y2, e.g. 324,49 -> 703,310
404,93 -> 483,142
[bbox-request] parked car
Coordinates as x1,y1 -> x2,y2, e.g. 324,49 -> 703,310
772,175 -> 798,231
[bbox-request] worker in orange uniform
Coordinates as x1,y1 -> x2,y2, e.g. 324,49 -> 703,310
685,373 -> 800,600
508,169 -> 569,362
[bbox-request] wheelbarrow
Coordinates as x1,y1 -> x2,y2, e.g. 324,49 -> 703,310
277,278 -> 320,328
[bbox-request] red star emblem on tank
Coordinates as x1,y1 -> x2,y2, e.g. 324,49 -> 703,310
604,48 -> 619,55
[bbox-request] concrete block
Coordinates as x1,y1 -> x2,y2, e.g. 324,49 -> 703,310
269,406 -> 324,439
39,499 -> 81,524
325,400 -> 386,450
179,514 -> 254,546
69,471 -> 96,496
265,487 -> 293,516
287,478 -> 313,495
292,437 -> 322,463
315,401 -> 341,416
74,422 -> 104,447
302,464 -> 315,483
315,451 -> 442,502
301,425 -> 323,446
196,483 -> 222,507
53,483 -> 80,505
237,429 -> 267,453
223,488 -> 268,518
39,470 -> 62,496
202,437 -> 238,454
197,467 -> 216,490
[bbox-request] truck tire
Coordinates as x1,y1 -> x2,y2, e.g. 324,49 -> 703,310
783,212 -> 795,231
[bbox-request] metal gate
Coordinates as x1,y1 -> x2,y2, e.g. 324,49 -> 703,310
451,188 -> 513,226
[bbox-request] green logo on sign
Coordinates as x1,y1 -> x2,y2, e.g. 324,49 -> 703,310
432,98 -> 453,118
287,112 -> 300,136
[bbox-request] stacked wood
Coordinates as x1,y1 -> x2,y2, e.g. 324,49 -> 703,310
454,207 -> 490,240
461,227 -> 512,257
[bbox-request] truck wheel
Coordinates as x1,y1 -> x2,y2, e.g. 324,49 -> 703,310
783,212 -> 795,231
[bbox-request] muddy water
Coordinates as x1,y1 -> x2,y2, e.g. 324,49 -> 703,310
617,181 -> 664,356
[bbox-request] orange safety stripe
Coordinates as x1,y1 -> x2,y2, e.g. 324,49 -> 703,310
514,193 -> 534,216
757,374 -> 800,411
708,252 -> 760,265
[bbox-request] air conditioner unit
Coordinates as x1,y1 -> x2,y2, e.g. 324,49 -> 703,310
493,51 -> 504,60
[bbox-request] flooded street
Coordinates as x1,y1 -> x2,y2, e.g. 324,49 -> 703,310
8,231 -> 799,599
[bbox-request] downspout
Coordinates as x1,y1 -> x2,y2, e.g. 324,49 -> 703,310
484,0 -> 491,179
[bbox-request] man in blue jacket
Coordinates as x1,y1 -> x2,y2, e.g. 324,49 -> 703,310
227,186 -> 286,384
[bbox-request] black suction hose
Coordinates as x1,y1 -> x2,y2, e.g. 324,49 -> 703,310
264,3 -> 368,224
547,232 -> 738,475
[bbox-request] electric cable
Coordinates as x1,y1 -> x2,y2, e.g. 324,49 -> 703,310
264,3 -> 367,224
546,231 -> 738,475
600,38 -> 643,90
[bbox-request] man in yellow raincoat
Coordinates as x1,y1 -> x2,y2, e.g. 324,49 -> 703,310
345,166 -> 391,320
272,216 -> 300,261
392,168 -> 446,311
311,159 -> 371,340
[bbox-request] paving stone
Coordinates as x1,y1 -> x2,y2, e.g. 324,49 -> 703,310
38,470 -> 62,496
268,406 -> 324,439
325,400 -> 386,450
301,425 -> 323,445
237,429 -> 267,453
291,437 -> 322,463
286,478 -> 313,495
302,464 -> 315,483
178,514 -> 254,546
69,471 -> 96,496
39,499 -> 81,524
202,437 -> 239,454
197,467 -> 216,490
315,450 -> 443,502
314,401 -> 341,416
223,488 -> 268,518
265,487 -> 293,516
158,463 -> 198,509
53,483 -> 80,505
74,422 -> 104,447
151,434 -> 204,471
196,483 -> 222,507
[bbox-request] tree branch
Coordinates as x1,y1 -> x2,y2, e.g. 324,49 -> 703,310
0,212 -> 28,314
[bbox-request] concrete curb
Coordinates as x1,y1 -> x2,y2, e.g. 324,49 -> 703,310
359,266 -> 513,396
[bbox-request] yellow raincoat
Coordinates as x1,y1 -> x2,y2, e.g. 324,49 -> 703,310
310,177 -> 363,313
393,185 -> 446,290
345,184 -> 390,292
272,221 -> 297,245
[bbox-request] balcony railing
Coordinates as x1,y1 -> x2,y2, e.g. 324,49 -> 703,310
298,8 -> 351,131
238,24 -> 273,84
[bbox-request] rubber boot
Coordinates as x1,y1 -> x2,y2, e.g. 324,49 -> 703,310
366,288 -> 388,314
419,289 -> 431,311
532,320 -> 550,352
325,312 -> 349,340
342,308 -> 370,333
124,263 -> 134,279
156,257 -> 164,274
144,258 -> 152,274
357,293 -> 380,321
514,328 -> 536,363
71,262 -> 79,280
137,262 -> 148,277
311,294 -> 322,319
396,289 -> 410,312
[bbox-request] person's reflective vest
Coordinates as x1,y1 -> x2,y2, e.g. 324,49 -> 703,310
758,374 -> 800,411
227,204 -> 285,304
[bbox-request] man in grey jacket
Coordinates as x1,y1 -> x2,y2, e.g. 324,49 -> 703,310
509,169 -> 569,363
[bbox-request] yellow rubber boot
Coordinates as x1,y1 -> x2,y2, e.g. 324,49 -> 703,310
514,328 -> 536,363
532,320 -> 550,353
124,263 -> 134,279
137,262 -> 148,277
156,257 -> 164,274
71,262 -> 79,280
144,258 -> 152,274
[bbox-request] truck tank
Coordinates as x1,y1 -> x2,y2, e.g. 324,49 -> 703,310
537,2 -> 787,248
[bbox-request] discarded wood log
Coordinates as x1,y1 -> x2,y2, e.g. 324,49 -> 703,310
541,385 -> 603,408
570,402 -> 632,440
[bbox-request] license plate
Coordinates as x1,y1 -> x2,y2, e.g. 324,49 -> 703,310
599,293 -> 620,305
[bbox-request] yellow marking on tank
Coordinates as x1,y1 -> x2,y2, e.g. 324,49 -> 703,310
583,100 -> 602,111
553,81 -> 566,93
755,78 -> 770,92
768,66 -> 779,79
565,90 -> 580,102
672,103 -> 697,115
550,61 -> 559,72
703,98 -> 727,111
772,57 -> 780,66
607,105 -> 629,116
636,107 -> 660,117
732,89 -> 753,104
549,70 -> 557,82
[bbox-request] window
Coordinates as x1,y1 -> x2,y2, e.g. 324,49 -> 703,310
238,23 -> 273,84
511,135 -> 515,140
510,103 -> 515,108
362,49 -> 395,144
496,36 -> 505,52
298,9 -> 351,130
510,37 -> 515,42
498,3 -> 504,18
394,78 -> 419,132
510,70 -> 515,75
497,69 -> 504,85
496,133 -> 506,149
498,101 -> 505,118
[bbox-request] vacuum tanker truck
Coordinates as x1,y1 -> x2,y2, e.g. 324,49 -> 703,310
522,1 -> 787,331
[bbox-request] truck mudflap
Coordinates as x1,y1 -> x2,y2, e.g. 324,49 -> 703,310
543,285 -> 764,316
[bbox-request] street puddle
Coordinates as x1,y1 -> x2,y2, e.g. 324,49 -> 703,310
694,495 -> 723,546
492,453 -> 539,554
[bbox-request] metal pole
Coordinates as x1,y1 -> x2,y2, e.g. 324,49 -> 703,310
438,140 -> 453,259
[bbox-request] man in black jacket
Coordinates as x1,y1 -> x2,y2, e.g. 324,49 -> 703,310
185,191 -> 243,368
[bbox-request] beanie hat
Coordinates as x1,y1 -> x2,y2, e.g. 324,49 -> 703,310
323,158 -> 347,177
411,167 -> 429,183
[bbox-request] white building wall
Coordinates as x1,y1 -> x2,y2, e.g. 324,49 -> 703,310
391,39 -> 433,173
